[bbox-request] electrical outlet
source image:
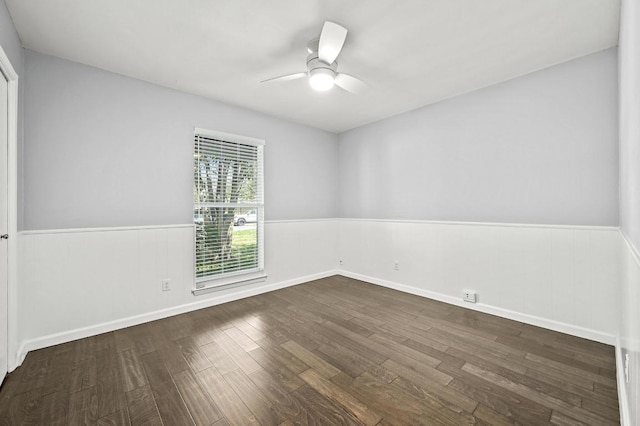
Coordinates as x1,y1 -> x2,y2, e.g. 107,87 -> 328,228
162,279 -> 171,292
339,259 -> 343,266
463,290 -> 477,303
393,261 -> 399,271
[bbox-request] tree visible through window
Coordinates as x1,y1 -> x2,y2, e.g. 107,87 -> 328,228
193,129 -> 264,286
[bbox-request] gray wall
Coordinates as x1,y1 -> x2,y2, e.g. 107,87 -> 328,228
338,49 -> 619,226
23,51 -> 338,230
20,44 -> 621,229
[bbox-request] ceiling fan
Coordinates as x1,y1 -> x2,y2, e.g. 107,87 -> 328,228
262,21 -> 366,93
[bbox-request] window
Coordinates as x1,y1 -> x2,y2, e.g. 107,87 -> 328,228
193,128 -> 264,289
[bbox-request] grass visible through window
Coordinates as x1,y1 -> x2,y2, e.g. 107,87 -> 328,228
195,224 -> 258,277
231,227 -> 258,266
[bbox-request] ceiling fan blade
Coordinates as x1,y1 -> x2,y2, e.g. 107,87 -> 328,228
318,21 -> 347,64
335,73 -> 366,94
260,72 -> 307,83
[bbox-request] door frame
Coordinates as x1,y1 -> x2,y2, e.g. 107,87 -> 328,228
0,45 -> 18,371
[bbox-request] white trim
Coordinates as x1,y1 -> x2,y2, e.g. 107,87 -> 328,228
193,273 -> 268,295
0,47 -> 18,82
19,224 -> 194,236
338,271 -> 617,345
194,127 -> 265,147
0,45 -> 18,372
17,218 -> 617,234
195,268 -> 264,285
619,227 -> 640,265
338,217 -> 619,232
615,337 -> 631,426
17,270 -> 339,362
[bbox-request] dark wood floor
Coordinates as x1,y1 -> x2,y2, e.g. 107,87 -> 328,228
0,276 -> 619,425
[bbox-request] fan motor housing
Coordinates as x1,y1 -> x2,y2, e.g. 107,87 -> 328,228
306,54 -> 338,76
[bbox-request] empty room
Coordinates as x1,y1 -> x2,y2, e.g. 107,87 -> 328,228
0,0 -> 638,425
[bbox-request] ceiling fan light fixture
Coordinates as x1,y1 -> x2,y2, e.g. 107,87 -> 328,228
262,21 -> 364,94
309,68 -> 335,91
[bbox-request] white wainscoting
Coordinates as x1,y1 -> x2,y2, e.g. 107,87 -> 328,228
17,218 -> 622,371
618,232 -> 640,426
17,220 -> 338,364
338,219 -> 620,344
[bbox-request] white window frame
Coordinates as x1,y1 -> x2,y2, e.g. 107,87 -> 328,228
192,128 -> 266,294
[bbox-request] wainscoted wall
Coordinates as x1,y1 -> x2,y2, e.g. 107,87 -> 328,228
338,219 -> 620,343
17,219 -> 622,370
17,220 -> 338,362
619,233 -> 640,425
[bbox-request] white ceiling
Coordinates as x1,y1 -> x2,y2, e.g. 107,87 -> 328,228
5,0 -> 620,133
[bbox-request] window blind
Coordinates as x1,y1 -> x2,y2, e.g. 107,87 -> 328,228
193,130 -> 264,286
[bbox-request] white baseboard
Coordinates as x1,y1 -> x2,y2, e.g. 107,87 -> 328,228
338,271 -> 616,345
16,270 -> 339,364
15,267 -> 617,367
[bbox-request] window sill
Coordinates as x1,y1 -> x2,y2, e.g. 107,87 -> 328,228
192,273 -> 268,296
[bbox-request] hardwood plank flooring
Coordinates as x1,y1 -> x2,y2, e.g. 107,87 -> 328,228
0,276 -> 619,425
